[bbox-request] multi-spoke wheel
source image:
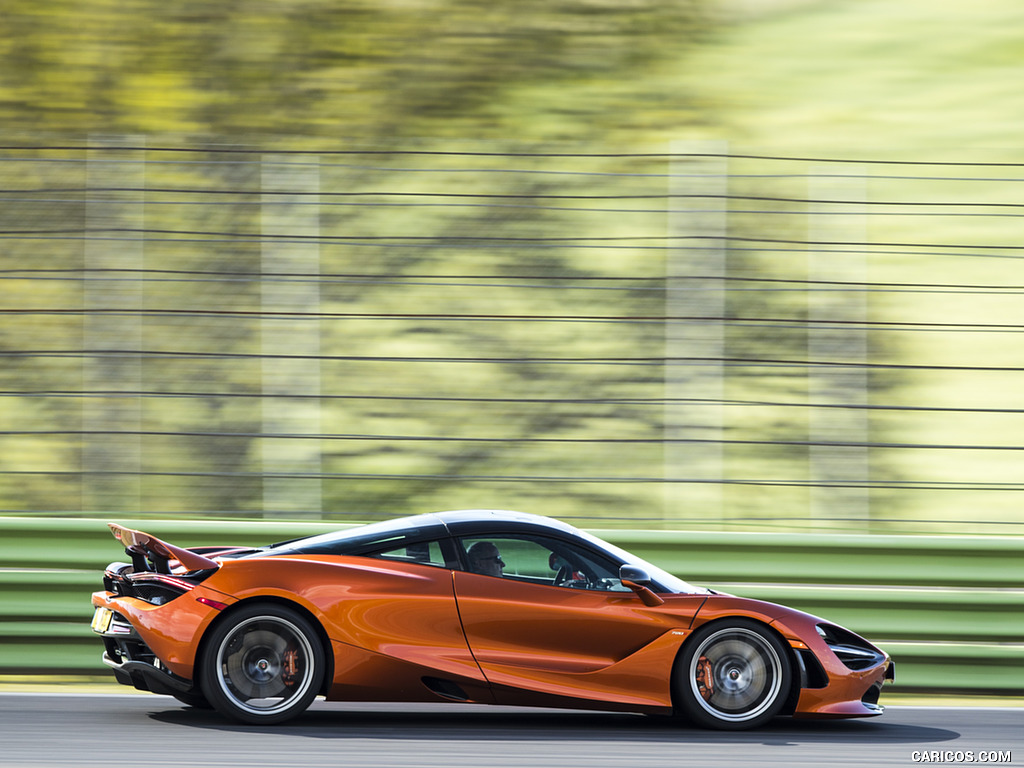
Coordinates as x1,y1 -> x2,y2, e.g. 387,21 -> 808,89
200,603 -> 325,724
675,619 -> 792,730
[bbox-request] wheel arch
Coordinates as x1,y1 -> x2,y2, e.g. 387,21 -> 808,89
194,595 -> 336,697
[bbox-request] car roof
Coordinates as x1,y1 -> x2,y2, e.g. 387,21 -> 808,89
253,508 -> 706,595
432,509 -> 582,537
256,509 -> 582,559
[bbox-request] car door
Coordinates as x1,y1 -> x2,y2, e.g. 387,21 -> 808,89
452,533 -> 704,707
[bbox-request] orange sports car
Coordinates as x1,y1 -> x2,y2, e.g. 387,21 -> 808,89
90,510 -> 893,729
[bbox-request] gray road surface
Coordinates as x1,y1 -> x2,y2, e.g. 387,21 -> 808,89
1,693 -> 1019,768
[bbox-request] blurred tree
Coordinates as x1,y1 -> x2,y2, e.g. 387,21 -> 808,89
0,1 -> 922,532
0,0 -> 707,142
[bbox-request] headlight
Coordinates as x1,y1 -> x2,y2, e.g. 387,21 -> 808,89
816,623 -> 886,671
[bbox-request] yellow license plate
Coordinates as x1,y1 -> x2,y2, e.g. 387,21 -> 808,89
90,607 -> 113,633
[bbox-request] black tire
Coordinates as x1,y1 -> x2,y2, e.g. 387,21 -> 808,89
200,603 -> 325,725
674,619 -> 792,730
172,690 -> 213,709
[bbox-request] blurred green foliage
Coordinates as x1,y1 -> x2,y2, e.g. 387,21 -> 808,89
0,0 -> 707,144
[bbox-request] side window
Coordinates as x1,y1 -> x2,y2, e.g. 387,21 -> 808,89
459,534 -> 631,592
368,539 -> 447,567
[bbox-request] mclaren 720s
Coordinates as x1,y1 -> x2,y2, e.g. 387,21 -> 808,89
91,509 -> 893,729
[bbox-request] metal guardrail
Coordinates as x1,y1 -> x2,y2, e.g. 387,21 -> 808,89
1,517 -> 1021,693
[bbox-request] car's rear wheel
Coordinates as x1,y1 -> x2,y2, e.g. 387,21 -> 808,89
675,619 -> 791,730
200,603 -> 325,725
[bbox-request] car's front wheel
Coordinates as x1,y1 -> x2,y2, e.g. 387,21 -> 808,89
200,603 -> 325,725
674,619 -> 792,730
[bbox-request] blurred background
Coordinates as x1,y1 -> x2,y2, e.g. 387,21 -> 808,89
1,0 -> 1023,691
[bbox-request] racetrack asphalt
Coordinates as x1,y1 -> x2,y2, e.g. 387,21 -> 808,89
1,693 -> 1020,768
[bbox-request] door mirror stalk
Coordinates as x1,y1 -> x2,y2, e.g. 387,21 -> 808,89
619,565 -> 665,606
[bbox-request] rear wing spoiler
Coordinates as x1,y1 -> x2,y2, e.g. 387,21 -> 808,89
109,523 -> 219,574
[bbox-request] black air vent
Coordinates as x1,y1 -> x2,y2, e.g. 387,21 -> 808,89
422,677 -> 469,702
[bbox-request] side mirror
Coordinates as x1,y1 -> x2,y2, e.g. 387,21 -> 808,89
619,565 -> 665,606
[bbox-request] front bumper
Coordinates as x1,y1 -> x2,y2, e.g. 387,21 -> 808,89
789,641 -> 894,719
769,614 -> 895,720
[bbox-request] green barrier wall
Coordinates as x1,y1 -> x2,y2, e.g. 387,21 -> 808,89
1,518 -> 1021,694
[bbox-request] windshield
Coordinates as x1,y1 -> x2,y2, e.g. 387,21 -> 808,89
575,528 -> 710,595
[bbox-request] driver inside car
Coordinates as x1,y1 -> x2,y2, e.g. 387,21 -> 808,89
549,552 -> 585,586
467,541 -> 505,577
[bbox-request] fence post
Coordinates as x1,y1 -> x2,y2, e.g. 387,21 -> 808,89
82,136 -> 144,515
807,168 -> 870,525
665,142 -> 728,524
260,154 -> 323,518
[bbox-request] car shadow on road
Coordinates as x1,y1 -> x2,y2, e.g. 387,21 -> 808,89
147,701 -> 960,746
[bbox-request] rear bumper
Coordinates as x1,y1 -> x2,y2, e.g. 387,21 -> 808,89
92,602 -> 197,696
101,651 -> 195,695
91,591 -> 206,694
91,587 -> 228,679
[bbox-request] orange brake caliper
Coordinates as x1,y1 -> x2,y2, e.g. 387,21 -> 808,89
282,649 -> 299,686
695,655 -> 714,701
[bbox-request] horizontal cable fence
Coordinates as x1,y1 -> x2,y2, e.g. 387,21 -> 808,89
0,142 -> 1022,533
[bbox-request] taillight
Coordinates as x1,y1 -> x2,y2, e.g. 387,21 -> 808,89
195,596 -> 228,611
